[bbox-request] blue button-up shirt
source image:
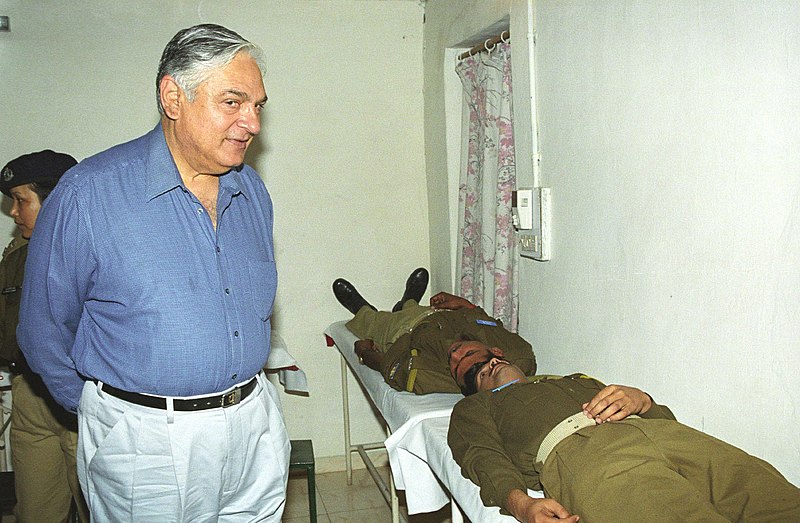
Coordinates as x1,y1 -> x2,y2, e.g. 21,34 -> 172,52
18,124 -> 277,413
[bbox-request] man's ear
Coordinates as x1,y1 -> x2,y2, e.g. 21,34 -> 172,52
159,75 -> 182,120
490,347 -> 505,357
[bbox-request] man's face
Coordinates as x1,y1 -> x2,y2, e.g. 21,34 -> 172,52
447,340 -> 503,389
171,52 -> 267,175
470,357 -> 525,393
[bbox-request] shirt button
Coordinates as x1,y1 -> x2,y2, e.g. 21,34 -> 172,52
234,331 -> 239,337
225,288 -> 230,294
216,246 -> 221,253
197,208 -> 203,214
231,374 -> 237,380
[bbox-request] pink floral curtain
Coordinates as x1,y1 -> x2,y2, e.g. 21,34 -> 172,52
455,41 -> 519,331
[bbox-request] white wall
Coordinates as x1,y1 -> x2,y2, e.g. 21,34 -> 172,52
425,0 -> 799,485
0,0 -> 428,469
525,0 -> 799,484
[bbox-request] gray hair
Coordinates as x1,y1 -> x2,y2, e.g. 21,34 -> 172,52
156,24 -> 266,113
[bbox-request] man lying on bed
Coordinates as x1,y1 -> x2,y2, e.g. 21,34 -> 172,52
331,268 -> 536,394
447,338 -> 800,523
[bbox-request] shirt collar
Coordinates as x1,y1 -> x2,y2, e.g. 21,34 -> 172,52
144,123 -> 250,202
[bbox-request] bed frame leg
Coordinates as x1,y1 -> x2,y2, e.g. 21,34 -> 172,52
333,334 -> 402,522
341,357 -> 353,485
386,425 -> 400,523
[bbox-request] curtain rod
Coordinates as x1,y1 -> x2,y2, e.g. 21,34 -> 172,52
458,30 -> 510,61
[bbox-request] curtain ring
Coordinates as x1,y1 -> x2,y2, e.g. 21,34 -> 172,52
501,31 -> 510,44
484,38 -> 495,53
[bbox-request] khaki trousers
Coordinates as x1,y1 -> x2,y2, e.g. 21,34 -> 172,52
346,301 -> 432,348
10,374 -> 88,523
541,418 -> 800,523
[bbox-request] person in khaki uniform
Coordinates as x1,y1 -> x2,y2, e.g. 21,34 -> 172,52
0,150 -> 88,522
447,341 -> 800,523
332,269 -> 536,394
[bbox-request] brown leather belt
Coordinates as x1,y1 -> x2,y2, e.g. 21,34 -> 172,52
99,377 -> 258,411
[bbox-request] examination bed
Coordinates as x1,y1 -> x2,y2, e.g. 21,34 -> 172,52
324,320 -> 542,522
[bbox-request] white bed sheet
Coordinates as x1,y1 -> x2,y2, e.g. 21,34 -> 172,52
325,320 -> 540,520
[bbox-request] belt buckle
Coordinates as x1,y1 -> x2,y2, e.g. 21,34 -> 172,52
221,387 -> 242,408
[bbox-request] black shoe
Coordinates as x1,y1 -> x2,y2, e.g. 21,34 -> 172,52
332,278 -> 376,315
392,268 -> 429,312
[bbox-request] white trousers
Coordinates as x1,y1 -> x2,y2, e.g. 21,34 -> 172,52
77,373 -> 290,523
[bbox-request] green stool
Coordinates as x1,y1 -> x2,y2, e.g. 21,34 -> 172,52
289,439 -> 316,523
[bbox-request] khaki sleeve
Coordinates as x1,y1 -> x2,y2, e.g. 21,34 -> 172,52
448,396 -> 527,514
641,399 -> 677,421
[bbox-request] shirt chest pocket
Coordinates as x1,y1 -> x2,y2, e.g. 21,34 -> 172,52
247,260 -> 277,321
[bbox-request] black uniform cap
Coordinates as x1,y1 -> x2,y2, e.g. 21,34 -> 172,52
0,150 -> 77,197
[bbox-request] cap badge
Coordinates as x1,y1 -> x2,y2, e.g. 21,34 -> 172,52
1,166 -> 12,183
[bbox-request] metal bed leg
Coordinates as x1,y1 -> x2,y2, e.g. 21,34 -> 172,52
335,339 -> 403,521
386,425 -> 400,523
341,357 -> 353,485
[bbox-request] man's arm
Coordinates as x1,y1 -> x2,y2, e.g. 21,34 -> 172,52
430,292 -> 475,310
18,183 -> 91,413
448,396 -> 577,522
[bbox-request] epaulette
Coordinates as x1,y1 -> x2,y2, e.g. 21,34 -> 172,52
2,237 -> 22,259
2,236 -> 28,260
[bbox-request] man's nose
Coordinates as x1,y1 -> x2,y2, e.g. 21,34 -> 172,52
239,105 -> 261,135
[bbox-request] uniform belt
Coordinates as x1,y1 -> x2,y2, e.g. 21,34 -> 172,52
407,309 -> 444,332
99,377 -> 258,411
536,412 -> 640,465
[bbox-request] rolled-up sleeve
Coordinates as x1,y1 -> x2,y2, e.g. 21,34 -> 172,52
18,182 -> 94,412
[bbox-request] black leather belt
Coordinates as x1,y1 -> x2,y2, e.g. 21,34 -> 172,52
99,377 -> 258,411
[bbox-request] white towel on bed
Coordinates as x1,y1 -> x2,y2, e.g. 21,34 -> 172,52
265,331 -> 308,393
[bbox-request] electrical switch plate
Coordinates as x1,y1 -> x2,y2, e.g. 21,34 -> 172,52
516,188 -> 533,230
519,187 -> 551,261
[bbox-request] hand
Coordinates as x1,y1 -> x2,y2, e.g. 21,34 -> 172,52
353,339 -> 383,371
507,490 -> 580,523
582,384 -> 652,423
354,339 -> 376,360
429,292 -> 474,310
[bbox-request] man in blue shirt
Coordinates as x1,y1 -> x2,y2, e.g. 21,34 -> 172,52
18,24 -> 289,521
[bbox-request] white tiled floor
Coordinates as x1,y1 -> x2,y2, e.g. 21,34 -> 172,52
284,466 -> 455,523
1,466 -> 457,523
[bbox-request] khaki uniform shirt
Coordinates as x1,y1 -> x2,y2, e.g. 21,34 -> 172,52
448,374 -> 676,512
348,304 -> 536,394
0,237 -> 27,365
